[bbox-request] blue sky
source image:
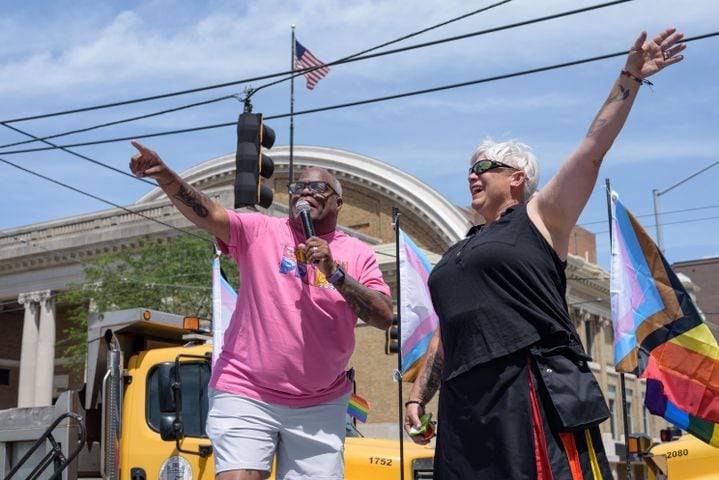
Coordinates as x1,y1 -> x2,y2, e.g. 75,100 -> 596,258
1,0 -> 717,270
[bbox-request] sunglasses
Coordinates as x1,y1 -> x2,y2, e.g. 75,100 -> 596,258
288,181 -> 338,196
468,159 -> 516,176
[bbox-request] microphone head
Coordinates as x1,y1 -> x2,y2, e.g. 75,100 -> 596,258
296,200 -> 311,213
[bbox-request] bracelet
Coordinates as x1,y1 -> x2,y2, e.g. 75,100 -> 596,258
620,69 -> 653,87
404,400 -> 425,408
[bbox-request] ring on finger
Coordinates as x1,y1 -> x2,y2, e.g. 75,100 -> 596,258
312,246 -> 319,253
662,50 -> 671,60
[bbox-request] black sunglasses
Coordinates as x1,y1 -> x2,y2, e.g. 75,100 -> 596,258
288,181 -> 338,196
468,159 -> 516,176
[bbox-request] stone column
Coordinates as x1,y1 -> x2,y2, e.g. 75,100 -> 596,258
35,291 -> 56,406
17,291 -> 41,407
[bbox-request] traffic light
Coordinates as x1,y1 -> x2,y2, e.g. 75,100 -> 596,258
385,315 -> 399,355
234,112 -> 275,208
660,427 -> 682,442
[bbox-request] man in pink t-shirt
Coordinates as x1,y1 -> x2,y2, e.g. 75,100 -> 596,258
130,141 -> 393,480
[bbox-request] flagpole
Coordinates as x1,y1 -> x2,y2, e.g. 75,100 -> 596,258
606,178 -> 632,480
393,207 -> 405,480
289,25 -> 296,200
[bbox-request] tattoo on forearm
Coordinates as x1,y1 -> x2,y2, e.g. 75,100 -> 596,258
418,348 -> 443,402
586,116 -> 608,139
336,277 -> 391,328
607,84 -> 630,103
173,185 -> 209,218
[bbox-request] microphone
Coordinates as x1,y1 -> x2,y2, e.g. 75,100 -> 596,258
296,200 -> 315,238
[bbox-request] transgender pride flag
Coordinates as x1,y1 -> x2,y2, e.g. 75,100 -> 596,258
398,230 -> 439,382
212,254 -> 237,367
610,192 -> 719,447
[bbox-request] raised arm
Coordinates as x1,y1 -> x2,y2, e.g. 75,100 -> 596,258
404,327 -> 443,444
528,28 -> 685,259
129,140 -> 230,243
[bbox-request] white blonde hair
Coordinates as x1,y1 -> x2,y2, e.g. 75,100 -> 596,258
470,138 -> 540,200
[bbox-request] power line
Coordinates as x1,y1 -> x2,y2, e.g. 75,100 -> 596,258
0,122 -> 155,185
0,95 -> 237,150
252,0 -> 514,95
0,0 -> 633,126
5,30 -> 717,156
592,214 -> 719,235
579,202 -> 719,228
0,156 -> 211,243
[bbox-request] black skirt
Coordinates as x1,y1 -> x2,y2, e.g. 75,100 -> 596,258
434,350 -> 613,480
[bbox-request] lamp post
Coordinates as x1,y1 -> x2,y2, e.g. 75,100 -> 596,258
652,160 -> 719,253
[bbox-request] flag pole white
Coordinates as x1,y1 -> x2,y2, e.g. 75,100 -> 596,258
606,178 -> 632,480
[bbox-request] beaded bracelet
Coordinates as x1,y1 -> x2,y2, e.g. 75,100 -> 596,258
405,400 -> 425,408
621,69 -> 653,87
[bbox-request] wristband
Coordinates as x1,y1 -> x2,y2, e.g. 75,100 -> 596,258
621,69 -> 653,87
327,264 -> 346,285
404,400 -> 425,408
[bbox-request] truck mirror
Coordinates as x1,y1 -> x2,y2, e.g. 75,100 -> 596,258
157,363 -> 177,413
627,433 -> 652,456
159,414 -> 184,441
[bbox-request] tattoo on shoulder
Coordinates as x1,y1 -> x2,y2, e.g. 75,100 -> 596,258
174,185 -> 209,218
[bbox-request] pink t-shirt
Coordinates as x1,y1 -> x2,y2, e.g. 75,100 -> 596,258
210,211 -> 391,407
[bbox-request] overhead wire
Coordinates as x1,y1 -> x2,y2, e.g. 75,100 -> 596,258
3,30 -> 716,157
0,0 -> 633,127
0,156 -> 211,243
0,95 -> 237,150
251,0 -> 513,95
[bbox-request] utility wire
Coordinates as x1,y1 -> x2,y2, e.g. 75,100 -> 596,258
579,202 -> 719,228
0,122 -> 155,185
252,0 -> 513,95
0,0 -> 633,126
0,156 -> 211,243
592,214 -> 719,235
0,95 -> 236,150
4,30 -> 716,156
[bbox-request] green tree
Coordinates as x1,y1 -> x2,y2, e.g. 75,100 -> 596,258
59,233 -> 239,373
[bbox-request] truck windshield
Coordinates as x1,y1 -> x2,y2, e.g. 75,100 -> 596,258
146,361 -> 211,437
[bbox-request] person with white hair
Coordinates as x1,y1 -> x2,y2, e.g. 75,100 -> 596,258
404,27 -> 686,479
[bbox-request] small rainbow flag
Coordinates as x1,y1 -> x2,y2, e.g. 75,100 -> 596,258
347,393 -> 371,423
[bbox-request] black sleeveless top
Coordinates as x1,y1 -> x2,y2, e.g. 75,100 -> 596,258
428,203 -> 576,381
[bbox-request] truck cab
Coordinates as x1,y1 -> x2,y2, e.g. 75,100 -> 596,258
1,308 -> 435,479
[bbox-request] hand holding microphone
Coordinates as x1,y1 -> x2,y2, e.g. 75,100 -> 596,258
296,200 -> 335,273
296,200 -> 315,238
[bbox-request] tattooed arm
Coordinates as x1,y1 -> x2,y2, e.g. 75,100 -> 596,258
528,28 -> 685,260
333,275 -> 393,329
404,327 -> 443,445
129,140 -> 230,243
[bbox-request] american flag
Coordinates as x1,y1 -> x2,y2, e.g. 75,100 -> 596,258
295,40 -> 330,90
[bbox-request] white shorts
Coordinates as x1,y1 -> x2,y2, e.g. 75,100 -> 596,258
206,388 -> 350,479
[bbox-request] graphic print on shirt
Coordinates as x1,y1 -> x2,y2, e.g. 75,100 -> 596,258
278,243 -> 346,289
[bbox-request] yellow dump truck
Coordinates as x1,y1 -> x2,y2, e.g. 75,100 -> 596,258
0,308 -> 434,479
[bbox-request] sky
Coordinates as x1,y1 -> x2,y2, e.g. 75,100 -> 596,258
1,0 -> 718,271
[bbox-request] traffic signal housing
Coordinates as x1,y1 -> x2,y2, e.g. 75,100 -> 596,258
385,315 -> 399,355
660,427 -> 683,442
234,112 -> 275,208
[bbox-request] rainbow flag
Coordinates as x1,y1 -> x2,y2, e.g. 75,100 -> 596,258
212,254 -> 237,366
610,192 -> 719,447
398,230 -> 439,382
347,393 -> 371,423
